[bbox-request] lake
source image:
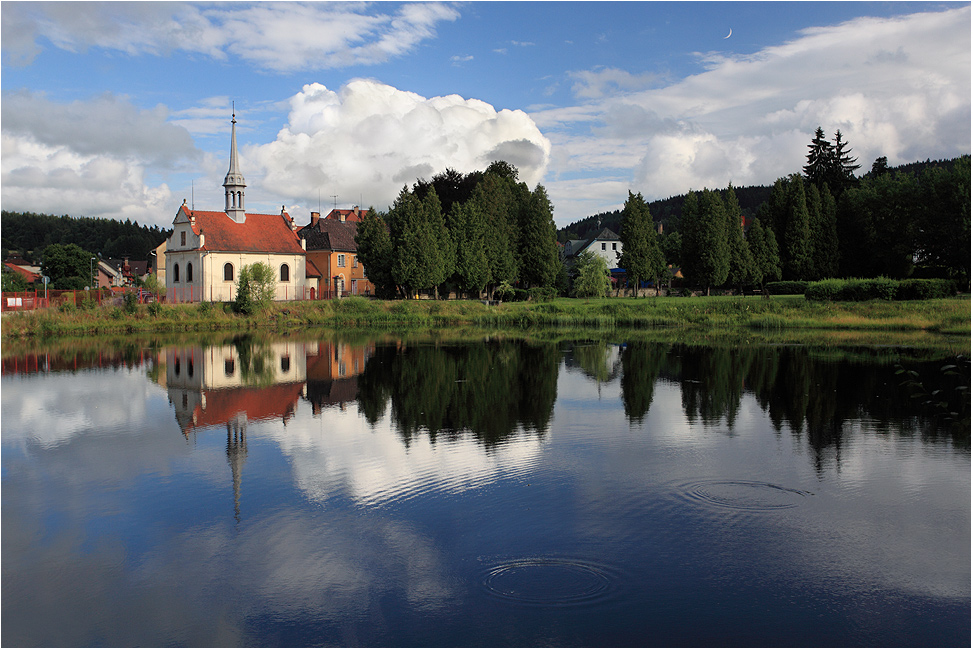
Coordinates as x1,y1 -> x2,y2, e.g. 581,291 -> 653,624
2,332 -> 969,647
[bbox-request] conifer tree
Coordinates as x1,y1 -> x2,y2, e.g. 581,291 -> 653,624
723,185 -> 757,292
518,184 -> 561,289
783,175 -> 813,280
618,191 -> 665,296
450,201 -> 490,298
806,183 -> 839,279
803,127 -> 834,188
680,189 -> 729,294
470,173 -> 518,295
746,217 -> 781,289
421,189 -> 452,298
354,207 -> 396,298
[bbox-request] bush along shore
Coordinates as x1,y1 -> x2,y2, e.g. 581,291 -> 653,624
2,293 -> 969,340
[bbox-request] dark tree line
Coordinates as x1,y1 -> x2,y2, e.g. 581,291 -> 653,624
355,161 -> 562,299
1,211 -> 169,264
606,127 -> 969,293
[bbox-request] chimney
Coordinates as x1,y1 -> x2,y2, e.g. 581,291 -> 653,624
353,205 -> 360,217
311,211 -> 320,227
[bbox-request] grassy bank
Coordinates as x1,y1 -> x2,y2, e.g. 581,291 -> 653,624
2,294 -> 970,341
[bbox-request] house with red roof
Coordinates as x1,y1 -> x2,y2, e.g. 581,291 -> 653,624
165,113 -> 308,303
299,211 -> 374,297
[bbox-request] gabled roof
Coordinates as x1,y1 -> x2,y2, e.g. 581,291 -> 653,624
324,207 -> 368,223
564,228 -> 621,258
306,260 -> 322,278
4,263 -> 39,283
298,219 -> 359,253
176,205 -> 304,255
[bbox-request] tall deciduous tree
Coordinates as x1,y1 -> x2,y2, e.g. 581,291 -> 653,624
41,243 -> 96,289
571,250 -> 611,298
618,191 -> 666,296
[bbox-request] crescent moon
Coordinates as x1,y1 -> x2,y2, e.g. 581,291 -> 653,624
724,28 -> 732,39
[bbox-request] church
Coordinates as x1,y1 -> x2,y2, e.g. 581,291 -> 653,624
165,113 -> 309,303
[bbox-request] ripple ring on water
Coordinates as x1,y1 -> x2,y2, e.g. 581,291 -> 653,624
481,557 -> 615,606
678,479 -> 812,511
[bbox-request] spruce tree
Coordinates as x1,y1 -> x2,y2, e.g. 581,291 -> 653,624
803,127 -> 834,187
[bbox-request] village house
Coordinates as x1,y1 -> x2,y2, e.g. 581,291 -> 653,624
164,113 -> 308,303
298,209 -> 374,298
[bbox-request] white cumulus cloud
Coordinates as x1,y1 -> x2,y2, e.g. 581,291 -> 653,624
252,79 -> 551,213
538,6 -> 971,223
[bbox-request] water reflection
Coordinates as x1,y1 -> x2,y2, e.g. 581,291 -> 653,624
2,333 -> 969,647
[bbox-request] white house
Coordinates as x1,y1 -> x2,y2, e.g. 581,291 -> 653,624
563,227 -> 623,269
165,113 -> 307,303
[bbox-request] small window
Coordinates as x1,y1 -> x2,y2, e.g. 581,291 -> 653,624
187,263 -> 193,282
224,359 -> 235,376
601,242 -> 606,250
173,264 -> 180,282
280,264 -> 289,282
353,256 -> 358,268
280,356 -> 290,372
181,231 -> 186,246
224,263 -> 234,281
612,243 -> 617,250
337,254 -> 346,267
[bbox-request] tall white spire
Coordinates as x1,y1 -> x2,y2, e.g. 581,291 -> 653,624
223,107 -> 247,222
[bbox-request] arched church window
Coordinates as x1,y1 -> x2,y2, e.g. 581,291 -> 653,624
280,264 -> 290,282
173,264 -> 180,283
224,263 -> 234,281
187,263 -> 193,282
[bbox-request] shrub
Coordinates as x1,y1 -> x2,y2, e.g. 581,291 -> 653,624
123,291 -> 138,314
896,278 -> 957,300
197,300 -> 212,315
494,281 -> 515,302
529,286 -> 559,302
233,262 -> 276,315
766,281 -> 807,295
804,279 -> 843,301
147,302 -> 162,316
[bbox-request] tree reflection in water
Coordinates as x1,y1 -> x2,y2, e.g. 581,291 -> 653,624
356,339 -> 560,447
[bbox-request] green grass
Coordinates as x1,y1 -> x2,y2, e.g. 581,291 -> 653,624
3,294 -> 969,342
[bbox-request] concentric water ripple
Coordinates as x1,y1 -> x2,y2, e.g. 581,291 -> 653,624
675,480 -> 812,511
480,557 -> 616,606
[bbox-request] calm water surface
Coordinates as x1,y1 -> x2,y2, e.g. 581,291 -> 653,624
2,334 -> 969,647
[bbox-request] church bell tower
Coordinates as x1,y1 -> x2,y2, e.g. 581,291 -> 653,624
223,109 -> 247,223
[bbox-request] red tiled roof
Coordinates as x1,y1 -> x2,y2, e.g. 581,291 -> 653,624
324,208 -> 369,223
306,260 -> 322,278
180,205 -> 305,254
4,263 -> 39,283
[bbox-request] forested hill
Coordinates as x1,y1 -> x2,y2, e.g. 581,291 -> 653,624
557,157 -> 964,243
1,211 -> 169,263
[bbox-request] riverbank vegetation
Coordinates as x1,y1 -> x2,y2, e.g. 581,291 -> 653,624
3,294 -> 968,342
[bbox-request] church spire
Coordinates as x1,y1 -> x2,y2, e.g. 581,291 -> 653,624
224,106 -> 247,222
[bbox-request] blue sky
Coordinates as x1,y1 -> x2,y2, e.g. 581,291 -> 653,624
2,1 -> 970,230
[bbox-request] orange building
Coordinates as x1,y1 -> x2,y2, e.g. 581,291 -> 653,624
298,211 -> 373,298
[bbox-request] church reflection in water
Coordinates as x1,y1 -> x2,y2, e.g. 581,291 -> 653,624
158,337 -> 372,520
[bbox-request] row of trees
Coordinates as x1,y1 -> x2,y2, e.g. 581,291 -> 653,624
615,129 -> 970,294
355,162 -> 562,299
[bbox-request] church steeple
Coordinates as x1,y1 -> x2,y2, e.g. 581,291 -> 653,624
223,108 -> 247,223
